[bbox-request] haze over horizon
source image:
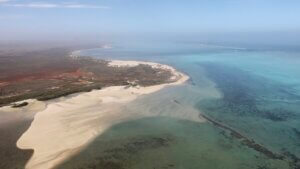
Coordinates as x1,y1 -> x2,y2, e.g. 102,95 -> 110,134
1,1 -> 300,169
1,0 -> 300,46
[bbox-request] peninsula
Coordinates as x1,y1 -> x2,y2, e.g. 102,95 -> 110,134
0,46 -> 188,169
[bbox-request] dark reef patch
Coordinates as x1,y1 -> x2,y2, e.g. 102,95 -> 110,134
200,114 -> 283,160
56,117 -> 292,169
197,62 -> 300,168
55,118 -> 177,169
69,136 -> 173,169
197,62 -> 299,122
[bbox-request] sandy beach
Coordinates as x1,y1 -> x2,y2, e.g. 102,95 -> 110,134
15,60 -> 190,169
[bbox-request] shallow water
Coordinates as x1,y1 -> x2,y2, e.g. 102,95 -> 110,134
64,42 -> 300,168
57,117 -> 290,169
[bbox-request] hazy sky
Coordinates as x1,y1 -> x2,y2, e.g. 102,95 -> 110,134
1,0 -> 300,41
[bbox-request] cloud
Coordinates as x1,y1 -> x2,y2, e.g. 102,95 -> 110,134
2,2 -> 110,9
0,0 -> 10,3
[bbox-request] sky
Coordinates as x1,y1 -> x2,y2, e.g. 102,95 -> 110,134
0,0 -> 300,42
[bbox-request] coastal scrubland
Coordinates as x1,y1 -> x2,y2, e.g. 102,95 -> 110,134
0,47 -> 174,107
0,46 -> 183,169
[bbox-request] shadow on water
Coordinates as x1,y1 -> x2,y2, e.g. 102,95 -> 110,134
56,117 -> 292,169
0,119 -> 34,169
197,62 -> 300,168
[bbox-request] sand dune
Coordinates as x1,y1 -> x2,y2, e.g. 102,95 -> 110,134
16,60 -> 189,169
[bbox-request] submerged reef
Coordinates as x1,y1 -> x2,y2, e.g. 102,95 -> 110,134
198,62 -> 299,122
197,62 -> 300,169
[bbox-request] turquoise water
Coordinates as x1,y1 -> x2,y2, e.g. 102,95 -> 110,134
62,43 -> 300,168
57,117 -> 290,169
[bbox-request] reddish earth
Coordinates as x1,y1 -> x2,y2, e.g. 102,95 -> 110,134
0,47 -> 173,106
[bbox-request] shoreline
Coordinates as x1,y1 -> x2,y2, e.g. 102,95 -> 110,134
0,46 -> 177,108
15,59 -> 189,169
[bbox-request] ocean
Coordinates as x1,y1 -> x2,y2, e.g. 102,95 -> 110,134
57,42 -> 300,169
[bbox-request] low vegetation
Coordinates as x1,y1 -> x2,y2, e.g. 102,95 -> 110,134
0,48 -> 173,107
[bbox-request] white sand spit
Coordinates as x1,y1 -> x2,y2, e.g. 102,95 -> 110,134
16,60 -> 189,169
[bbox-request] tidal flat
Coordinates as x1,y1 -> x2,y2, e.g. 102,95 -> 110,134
56,117 -> 291,169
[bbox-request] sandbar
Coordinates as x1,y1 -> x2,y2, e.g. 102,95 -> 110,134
15,60 -> 190,169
